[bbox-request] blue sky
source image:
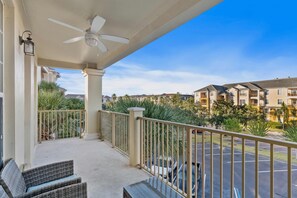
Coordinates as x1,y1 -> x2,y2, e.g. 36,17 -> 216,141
57,0 -> 297,96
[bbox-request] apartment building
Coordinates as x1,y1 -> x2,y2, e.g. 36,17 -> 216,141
194,77 -> 297,121
128,93 -> 193,104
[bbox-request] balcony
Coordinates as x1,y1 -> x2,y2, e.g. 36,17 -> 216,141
288,93 -> 297,97
37,110 -> 297,197
250,91 -> 258,98
200,93 -> 207,99
33,138 -> 149,197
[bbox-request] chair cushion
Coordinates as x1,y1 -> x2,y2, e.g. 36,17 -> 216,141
26,175 -> 79,193
0,159 -> 26,197
0,185 -> 9,198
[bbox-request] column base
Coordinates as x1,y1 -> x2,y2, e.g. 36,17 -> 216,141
83,133 -> 99,140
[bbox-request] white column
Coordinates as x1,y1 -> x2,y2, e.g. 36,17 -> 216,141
24,56 -> 35,168
3,3 -> 26,166
83,68 -> 104,140
128,107 -> 145,166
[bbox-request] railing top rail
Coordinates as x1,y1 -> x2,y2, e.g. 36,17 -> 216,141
99,110 -> 129,116
138,116 -> 297,148
38,109 -> 85,112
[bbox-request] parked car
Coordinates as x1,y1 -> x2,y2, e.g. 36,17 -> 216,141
150,156 -> 177,180
173,163 -> 241,198
173,161 -> 202,197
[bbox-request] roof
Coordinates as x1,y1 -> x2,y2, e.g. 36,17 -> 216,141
195,78 -> 297,93
194,85 -> 227,93
224,77 -> 297,89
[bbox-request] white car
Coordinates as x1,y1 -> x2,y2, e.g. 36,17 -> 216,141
151,156 -> 177,179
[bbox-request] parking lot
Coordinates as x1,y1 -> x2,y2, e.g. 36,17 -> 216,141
194,143 -> 297,198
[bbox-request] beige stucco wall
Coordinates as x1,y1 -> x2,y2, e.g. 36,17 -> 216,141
3,1 -> 37,167
266,88 -> 287,107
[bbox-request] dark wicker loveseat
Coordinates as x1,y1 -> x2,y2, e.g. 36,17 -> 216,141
0,159 -> 87,198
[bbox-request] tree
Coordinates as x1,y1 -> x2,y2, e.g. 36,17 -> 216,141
247,120 -> 270,137
223,118 -> 242,132
281,102 -> 289,127
112,93 -> 117,102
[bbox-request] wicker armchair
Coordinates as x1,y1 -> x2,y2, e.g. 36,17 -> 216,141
0,159 -> 87,198
0,183 -> 87,198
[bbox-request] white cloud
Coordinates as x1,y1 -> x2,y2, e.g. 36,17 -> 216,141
103,61 -> 227,96
56,61 -> 228,96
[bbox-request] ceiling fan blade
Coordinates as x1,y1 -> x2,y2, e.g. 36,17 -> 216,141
48,18 -> 84,33
97,39 -> 108,53
63,36 -> 84,44
100,35 -> 129,44
90,16 -> 106,33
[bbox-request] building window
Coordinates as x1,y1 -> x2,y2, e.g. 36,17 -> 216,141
265,90 -> 269,95
265,99 -> 269,104
239,90 -> 246,96
277,89 -> 282,95
277,99 -> 283,105
240,99 -> 246,105
264,109 -> 269,113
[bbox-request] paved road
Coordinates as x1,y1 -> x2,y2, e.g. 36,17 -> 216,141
191,143 -> 297,198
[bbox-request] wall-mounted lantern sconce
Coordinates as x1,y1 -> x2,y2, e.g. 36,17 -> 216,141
19,30 -> 35,56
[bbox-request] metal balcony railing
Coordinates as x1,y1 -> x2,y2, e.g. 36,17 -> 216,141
97,109 -> 297,197
288,93 -> 297,97
99,110 -> 129,156
137,117 -> 297,198
38,110 -> 85,142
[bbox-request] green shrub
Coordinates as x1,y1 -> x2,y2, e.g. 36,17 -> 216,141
106,98 -> 206,126
247,120 -> 269,137
268,121 -> 283,129
285,122 -> 297,142
223,118 -> 242,132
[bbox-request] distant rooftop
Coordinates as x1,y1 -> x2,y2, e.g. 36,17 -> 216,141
195,77 -> 297,92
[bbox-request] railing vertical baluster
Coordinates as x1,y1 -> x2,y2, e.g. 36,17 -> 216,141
210,132 -> 213,198
186,127 -> 192,198
79,111 -> 81,138
177,126 -> 180,191
166,123 -> 169,185
157,122 -> 160,176
150,120 -> 153,174
162,123 -> 164,182
140,118 -> 143,168
231,136 -> 234,198
270,144 -> 274,198
38,112 -> 42,143
242,138 -> 245,198
171,124 -> 174,187
202,131 -> 205,198
66,111 -> 69,138
194,129 -> 197,198
146,120 -> 149,169
182,127 -> 185,194
111,113 -> 115,147
154,121 -> 156,175
288,147 -> 292,198
220,134 -> 223,198
255,141 -> 259,197
47,111 -> 49,139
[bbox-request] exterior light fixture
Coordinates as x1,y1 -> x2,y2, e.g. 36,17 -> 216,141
19,30 -> 35,56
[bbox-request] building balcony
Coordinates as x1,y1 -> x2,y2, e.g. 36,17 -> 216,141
36,110 -> 297,197
33,138 -> 149,197
200,93 -> 207,98
288,93 -> 297,97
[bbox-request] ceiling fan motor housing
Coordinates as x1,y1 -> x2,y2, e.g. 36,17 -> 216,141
85,32 -> 99,47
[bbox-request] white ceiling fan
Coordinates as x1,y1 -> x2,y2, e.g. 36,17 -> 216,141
48,16 -> 129,53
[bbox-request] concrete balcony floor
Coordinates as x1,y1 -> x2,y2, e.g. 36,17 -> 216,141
33,138 -> 150,198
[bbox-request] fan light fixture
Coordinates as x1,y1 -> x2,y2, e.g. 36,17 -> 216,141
19,30 -> 35,56
85,33 -> 99,47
